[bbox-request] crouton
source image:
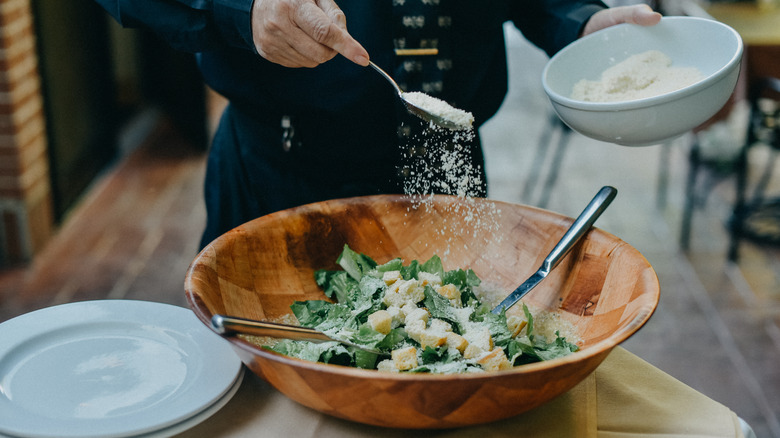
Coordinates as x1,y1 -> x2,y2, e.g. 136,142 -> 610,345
405,319 -> 426,343
382,270 -> 402,286
465,326 -> 493,351
429,318 -> 452,333
392,346 -> 418,371
382,288 -> 406,308
397,279 -> 425,303
418,329 -> 448,349
463,343 -> 485,360
445,332 -> 469,353
386,306 -> 403,324
477,348 -> 512,371
400,303 -> 417,319
435,283 -> 460,301
404,307 -> 430,326
367,310 -> 392,335
506,315 -> 528,338
417,272 -> 442,287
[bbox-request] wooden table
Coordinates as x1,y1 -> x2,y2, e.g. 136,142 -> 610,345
707,2 -> 780,81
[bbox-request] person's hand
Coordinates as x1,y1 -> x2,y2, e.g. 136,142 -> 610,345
582,4 -> 662,37
251,0 -> 369,68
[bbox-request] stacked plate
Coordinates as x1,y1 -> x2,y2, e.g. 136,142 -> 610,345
0,300 -> 243,438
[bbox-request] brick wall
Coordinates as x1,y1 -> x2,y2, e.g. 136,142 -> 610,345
0,0 -> 53,264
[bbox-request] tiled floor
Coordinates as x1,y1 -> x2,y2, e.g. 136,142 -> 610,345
1,28 -> 779,437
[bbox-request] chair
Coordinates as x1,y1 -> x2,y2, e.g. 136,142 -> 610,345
521,112 -> 572,208
680,77 -> 780,260
728,76 -> 780,260
679,127 -> 744,253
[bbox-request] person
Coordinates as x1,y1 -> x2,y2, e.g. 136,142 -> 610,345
94,1 -> 661,248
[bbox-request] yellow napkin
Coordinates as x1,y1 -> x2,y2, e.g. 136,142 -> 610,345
177,347 -> 744,438
594,348 -> 744,438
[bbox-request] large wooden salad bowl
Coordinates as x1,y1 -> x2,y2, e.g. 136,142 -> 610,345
185,194 -> 659,429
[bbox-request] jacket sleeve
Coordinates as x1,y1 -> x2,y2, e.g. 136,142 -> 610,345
94,0 -> 255,53
510,0 -> 607,57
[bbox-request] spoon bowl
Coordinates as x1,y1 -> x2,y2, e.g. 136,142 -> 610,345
369,61 -> 473,130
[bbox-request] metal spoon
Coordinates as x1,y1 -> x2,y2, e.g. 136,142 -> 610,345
368,61 -> 471,130
211,314 -> 387,355
491,186 -> 618,314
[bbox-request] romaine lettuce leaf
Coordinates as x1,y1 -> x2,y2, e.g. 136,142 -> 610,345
472,307 -> 513,348
290,300 -> 355,332
376,328 -> 407,351
506,304 -> 579,364
441,268 -> 481,305
268,340 -> 345,363
376,258 -> 404,273
400,259 -> 420,280
350,276 -> 385,318
353,349 -> 380,369
420,254 -> 445,278
336,244 -> 377,281
411,346 -> 472,374
422,286 -> 464,333
289,300 -> 333,327
314,270 -> 356,302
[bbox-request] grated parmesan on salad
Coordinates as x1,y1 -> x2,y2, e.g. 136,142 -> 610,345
256,245 -> 580,374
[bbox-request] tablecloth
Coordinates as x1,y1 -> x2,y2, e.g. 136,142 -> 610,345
177,347 -> 746,438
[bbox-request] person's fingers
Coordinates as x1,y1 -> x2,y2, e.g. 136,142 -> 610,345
295,0 -> 369,66
318,0 -> 347,29
264,38 -> 324,68
254,24 -> 324,68
621,4 -> 662,26
582,5 -> 662,36
251,0 -> 311,66
251,0 -> 367,68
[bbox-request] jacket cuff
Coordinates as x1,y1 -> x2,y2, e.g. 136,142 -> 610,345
213,0 -> 256,52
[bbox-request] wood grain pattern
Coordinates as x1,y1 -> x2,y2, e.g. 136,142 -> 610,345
185,194 -> 659,429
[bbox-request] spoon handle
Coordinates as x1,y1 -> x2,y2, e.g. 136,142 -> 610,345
211,314 -> 332,343
211,314 -> 388,355
368,61 -> 403,95
541,185 -> 617,273
491,186 -> 616,314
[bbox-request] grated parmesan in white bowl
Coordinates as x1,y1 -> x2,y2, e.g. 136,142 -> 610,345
571,50 -> 704,103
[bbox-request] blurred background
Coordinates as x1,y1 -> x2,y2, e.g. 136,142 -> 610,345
0,0 -> 778,436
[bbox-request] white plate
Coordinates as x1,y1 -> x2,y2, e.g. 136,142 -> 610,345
0,300 -> 243,438
135,368 -> 244,438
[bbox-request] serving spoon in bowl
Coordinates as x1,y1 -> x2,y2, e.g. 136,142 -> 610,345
491,185 -> 618,314
211,314 -> 387,355
368,61 -> 473,130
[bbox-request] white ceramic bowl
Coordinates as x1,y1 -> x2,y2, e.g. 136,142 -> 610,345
542,16 -> 743,146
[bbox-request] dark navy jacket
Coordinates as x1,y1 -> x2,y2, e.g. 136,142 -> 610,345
95,0 -> 607,246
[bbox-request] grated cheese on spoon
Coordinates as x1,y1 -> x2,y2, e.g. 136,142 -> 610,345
402,91 -> 475,129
